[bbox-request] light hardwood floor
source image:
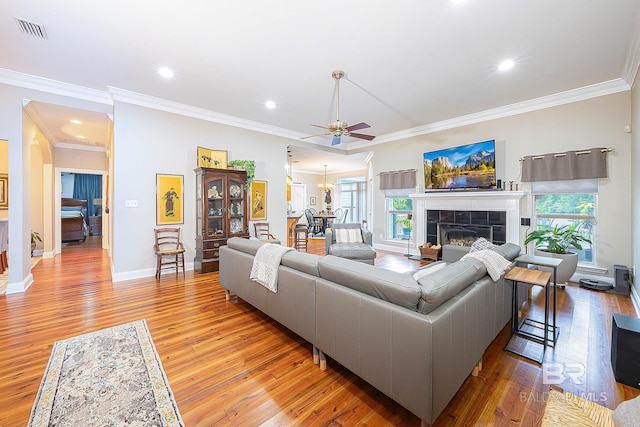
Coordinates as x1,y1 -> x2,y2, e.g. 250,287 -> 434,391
0,236 -> 638,426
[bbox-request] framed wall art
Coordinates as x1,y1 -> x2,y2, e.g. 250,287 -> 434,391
156,174 -> 184,225
0,174 -> 7,210
197,147 -> 228,169
250,180 -> 267,220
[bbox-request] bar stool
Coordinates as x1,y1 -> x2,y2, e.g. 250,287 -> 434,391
294,224 -> 308,251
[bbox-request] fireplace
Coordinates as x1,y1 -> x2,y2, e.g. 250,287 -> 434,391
428,209 -> 506,246
438,223 -> 493,246
409,191 -> 525,255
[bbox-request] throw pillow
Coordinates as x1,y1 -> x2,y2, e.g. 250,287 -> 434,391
335,228 -> 363,244
461,249 -> 512,281
412,261 -> 447,281
469,237 -> 495,253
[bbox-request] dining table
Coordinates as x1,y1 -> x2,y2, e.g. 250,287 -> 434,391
313,213 -> 336,235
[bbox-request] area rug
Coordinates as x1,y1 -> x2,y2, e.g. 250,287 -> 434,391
28,319 -> 184,426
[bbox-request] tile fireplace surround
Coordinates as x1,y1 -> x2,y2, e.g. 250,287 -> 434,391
410,191 -> 525,252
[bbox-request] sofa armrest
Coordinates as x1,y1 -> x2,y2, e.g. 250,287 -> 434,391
325,228 -> 334,254
362,228 -> 373,245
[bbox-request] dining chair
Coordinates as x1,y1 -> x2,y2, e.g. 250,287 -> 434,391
340,208 -> 349,223
305,209 -> 322,236
153,227 -> 186,280
331,208 -> 343,227
254,222 -> 278,242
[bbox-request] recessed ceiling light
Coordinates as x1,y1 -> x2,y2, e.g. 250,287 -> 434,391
158,67 -> 174,78
70,119 -> 82,124
265,100 -> 276,109
498,59 -> 515,71
76,135 -> 85,139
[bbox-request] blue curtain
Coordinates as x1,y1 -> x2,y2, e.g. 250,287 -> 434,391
73,174 -> 102,220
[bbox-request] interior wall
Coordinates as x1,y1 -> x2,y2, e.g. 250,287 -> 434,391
361,92 -> 632,279
110,101 -> 294,281
0,139 -> 7,220
631,72 -> 639,305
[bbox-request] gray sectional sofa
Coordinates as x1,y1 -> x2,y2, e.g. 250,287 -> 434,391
219,237 -> 526,427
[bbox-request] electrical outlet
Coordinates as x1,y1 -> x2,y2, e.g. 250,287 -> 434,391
124,200 -> 138,208
520,217 -> 531,226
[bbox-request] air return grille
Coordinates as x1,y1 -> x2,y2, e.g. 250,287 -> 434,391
15,18 -> 48,39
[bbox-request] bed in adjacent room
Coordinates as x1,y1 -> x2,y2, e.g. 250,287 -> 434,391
61,198 -> 88,242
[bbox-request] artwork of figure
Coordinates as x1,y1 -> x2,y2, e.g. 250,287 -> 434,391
253,191 -> 264,216
162,187 -> 179,217
208,185 -> 220,198
324,189 -> 332,204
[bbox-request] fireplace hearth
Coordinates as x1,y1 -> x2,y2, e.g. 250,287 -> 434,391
427,209 -> 506,246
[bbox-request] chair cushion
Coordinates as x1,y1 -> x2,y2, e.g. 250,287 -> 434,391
334,228 -> 363,243
329,242 -> 376,260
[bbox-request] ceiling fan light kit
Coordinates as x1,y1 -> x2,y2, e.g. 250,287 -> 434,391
302,70 -> 376,146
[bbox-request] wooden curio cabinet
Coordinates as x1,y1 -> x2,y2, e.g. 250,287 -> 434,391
195,167 -> 249,273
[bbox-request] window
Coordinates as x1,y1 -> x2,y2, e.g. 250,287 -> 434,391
386,197 -> 413,240
335,178 -> 366,223
532,181 -> 597,264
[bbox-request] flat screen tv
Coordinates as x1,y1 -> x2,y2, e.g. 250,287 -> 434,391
423,139 -> 496,190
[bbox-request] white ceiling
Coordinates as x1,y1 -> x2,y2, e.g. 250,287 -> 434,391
2,0 -> 639,174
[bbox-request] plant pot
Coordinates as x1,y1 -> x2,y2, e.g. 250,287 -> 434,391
534,249 -> 578,285
31,241 -> 36,257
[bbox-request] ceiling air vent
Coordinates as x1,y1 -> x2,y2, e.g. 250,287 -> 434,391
15,17 -> 48,39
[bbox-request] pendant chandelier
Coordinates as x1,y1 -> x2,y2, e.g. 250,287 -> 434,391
318,164 -> 333,192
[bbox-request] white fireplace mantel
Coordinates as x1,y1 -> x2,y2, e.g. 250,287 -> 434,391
410,191 -> 526,246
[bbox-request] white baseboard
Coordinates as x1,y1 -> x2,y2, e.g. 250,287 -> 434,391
111,261 -> 194,283
5,273 -> 34,294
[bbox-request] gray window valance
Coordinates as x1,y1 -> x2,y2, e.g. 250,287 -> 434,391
520,147 -> 609,182
379,169 -> 417,190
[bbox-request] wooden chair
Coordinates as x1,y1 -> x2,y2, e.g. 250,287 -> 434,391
305,209 -> 322,236
153,228 -> 185,280
254,222 -> 278,242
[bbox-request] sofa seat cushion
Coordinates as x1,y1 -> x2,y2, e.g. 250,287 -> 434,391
318,255 -> 421,310
329,242 -> 376,260
416,261 -> 479,314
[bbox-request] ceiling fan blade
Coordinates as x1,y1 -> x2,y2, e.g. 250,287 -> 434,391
346,122 -> 370,132
300,132 -> 331,140
310,123 -> 331,131
349,132 -> 376,141
331,135 -> 341,146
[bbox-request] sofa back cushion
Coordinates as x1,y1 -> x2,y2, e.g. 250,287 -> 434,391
318,255 -> 421,310
281,251 -> 321,276
227,236 -> 262,255
416,261 -> 479,314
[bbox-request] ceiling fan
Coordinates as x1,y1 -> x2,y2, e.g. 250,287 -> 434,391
301,70 -> 375,146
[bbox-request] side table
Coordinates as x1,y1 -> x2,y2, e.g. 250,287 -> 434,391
504,266 -> 558,363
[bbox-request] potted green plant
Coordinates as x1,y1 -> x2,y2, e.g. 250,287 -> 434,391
524,223 -> 592,285
31,231 -> 42,257
228,160 -> 255,188
395,217 -> 412,236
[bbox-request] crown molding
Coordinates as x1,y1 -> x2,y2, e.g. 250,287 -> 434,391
53,141 -> 107,152
0,68 -> 112,105
348,78 -> 631,150
107,86 -> 310,142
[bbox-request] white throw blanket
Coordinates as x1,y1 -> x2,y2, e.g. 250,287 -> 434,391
461,249 -> 512,281
250,243 -> 294,292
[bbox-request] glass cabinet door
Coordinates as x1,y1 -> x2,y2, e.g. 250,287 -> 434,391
228,178 -> 245,235
206,178 -> 225,237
